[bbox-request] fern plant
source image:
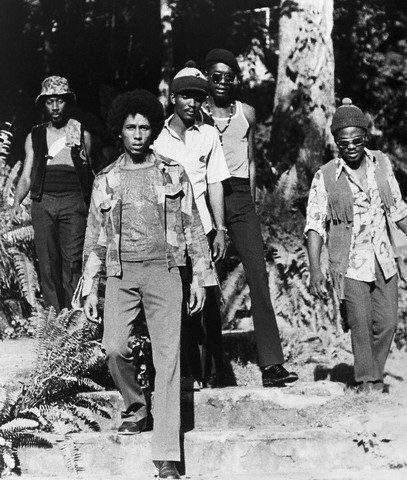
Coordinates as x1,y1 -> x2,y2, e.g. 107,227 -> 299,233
0,387 -> 52,477
0,148 -> 40,337
7,307 -> 112,475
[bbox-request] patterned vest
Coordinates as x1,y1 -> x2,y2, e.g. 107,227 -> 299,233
30,120 -> 93,203
321,150 -> 395,298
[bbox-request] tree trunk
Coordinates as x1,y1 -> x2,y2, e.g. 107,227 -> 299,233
272,0 -> 335,184
159,0 -> 174,113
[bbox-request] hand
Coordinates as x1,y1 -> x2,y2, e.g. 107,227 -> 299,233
309,268 -> 328,300
212,230 -> 226,263
189,286 -> 206,315
83,293 -> 99,322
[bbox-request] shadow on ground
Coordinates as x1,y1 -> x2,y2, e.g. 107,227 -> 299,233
314,362 -> 355,386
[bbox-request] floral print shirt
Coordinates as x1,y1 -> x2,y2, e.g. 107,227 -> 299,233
305,149 -> 407,282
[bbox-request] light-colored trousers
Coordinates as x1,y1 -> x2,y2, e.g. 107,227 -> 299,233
103,259 -> 182,461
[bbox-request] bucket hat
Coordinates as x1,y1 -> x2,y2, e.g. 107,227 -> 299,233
35,76 -> 76,104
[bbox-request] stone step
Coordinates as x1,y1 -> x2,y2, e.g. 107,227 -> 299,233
18,426 -> 371,478
19,471 -> 407,480
89,381 -> 345,431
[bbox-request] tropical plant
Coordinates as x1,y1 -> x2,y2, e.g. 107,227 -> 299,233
0,387 -> 52,477
0,144 -> 40,338
10,307 -> 112,475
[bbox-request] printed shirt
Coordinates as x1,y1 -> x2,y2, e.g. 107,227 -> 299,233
305,149 -> 407,282
80,151 -> 213,297
120,164 -> 166,261
153,117 -> 230,234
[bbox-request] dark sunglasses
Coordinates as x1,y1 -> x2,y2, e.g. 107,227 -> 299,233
336,135 -> 365,149
210,72 -> 235,84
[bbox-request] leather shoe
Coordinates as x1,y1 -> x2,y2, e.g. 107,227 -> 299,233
154,460 -> 180,479
117,417 -> 148,435
262,364 -> 298,387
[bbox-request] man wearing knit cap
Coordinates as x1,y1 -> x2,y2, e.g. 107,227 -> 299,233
202,48 -> 298,387
10,76 -> 95,312
154,61 -> 230,389
305,98 -> 407,392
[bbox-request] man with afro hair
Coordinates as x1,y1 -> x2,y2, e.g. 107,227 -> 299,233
79,89 -> 213,478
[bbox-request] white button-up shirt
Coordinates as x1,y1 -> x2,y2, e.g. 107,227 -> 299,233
153,117 -> 230,234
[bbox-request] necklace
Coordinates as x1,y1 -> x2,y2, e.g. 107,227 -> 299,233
206,101 -> 234,146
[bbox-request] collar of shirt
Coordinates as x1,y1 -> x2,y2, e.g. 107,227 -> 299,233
164,115 -> 202,140
334,148 -> 375,181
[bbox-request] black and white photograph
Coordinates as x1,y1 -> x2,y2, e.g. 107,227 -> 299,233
0,1 -> 407,479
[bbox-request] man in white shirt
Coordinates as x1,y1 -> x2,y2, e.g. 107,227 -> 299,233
154,61 -> 230,388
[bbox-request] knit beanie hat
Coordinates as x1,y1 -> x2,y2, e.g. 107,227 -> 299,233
331,98 -> 368,134
170,61 -> 208,95
205,48 -> 241,74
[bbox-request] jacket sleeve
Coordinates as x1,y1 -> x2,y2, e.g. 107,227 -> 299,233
179,166 -> 214,288
81,175 -> 107,297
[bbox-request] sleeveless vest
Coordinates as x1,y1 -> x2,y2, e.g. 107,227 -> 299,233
321,150 -> 395,298
30,121 -> 93,203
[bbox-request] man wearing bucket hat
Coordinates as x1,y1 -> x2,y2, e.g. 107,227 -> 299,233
202,48 -> 298,387
10,75 -> 94,312
154,61 -> 230,389
305,98 -> 407,392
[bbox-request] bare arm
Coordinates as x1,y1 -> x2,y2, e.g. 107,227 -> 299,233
242,103 -> 257,201
10,133 -> 34,219
207,181 -> 226,262
306,229 -> 327,299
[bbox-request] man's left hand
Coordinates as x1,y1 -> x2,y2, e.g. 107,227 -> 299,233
189,286 -> 206,315
212,230 -> 226,262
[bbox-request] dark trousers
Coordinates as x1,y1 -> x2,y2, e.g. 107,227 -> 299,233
180,177 -> 284,380
180,285 -> 223,383
224,177 -> 284,367
343,260 -> 398,383
31,192 -> 88,312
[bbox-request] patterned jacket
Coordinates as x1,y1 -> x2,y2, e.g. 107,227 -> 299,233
80,151 -> 213,297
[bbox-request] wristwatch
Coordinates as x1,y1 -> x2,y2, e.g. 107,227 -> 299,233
215,225 -> 228,233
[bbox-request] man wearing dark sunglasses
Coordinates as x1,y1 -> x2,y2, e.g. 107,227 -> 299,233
202,48 -> 298,387
305,98 -> 407,393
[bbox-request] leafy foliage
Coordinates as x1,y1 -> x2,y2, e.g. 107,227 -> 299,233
0,387 -> 52,477
0,150 -> 40,338
0,308 -> 112,476
334,0 -> 407,160
221,163 -> 345,363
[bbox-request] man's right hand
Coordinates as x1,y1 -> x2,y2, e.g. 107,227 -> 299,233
309,267 -> 328,299
83,293 -> 99,322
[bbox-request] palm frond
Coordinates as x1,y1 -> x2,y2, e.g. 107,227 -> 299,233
69,406 -> 101,432
2,161 -> 21,206
5,432 -> 53,449
2,225 -> 34,246
0,418 -> 40,433
55,432 -> 84,475
9,248 -> 39,307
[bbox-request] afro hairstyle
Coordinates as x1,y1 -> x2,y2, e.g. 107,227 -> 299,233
107,89 -> 164,142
